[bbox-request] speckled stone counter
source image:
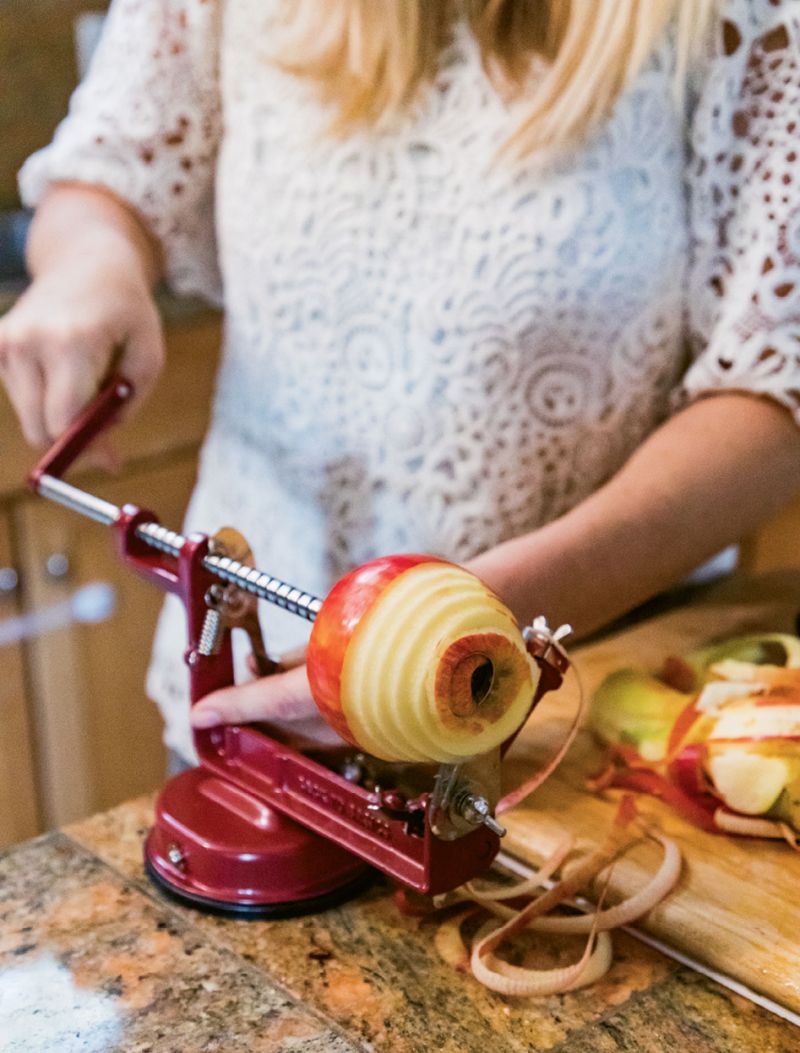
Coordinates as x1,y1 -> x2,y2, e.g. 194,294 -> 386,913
0,797 -> 797,1053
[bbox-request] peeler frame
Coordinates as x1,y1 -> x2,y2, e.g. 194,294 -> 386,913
28,377 -> 568,915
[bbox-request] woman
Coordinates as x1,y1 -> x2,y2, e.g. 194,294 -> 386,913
1,0 -> 799,767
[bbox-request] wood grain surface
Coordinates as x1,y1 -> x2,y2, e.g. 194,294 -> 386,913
502,571 -> 800,1014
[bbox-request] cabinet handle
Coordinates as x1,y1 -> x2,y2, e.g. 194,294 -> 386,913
0,567 -> 19,596
0,581 -> 116,647
45,552 -> 71,581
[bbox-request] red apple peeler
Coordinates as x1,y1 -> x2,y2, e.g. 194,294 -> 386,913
28,376 -> 570,918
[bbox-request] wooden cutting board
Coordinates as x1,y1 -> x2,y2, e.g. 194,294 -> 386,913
501,571 -> 800,1014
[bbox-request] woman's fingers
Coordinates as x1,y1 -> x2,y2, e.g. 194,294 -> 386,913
277,644 -> 308,670
190,663 -> 318,729
0,263 -> 164,450
80,435 -> 124,474
41,340 -> 106,439
117,297 -> 164,419
0,347 -> 47,447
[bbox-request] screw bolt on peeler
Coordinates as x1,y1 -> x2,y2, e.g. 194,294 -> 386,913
456,792 -> 506,837
166,843 -> 186,870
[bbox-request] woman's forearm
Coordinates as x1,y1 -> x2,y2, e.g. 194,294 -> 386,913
469,393 -> 800,638
27,182 -> 161,287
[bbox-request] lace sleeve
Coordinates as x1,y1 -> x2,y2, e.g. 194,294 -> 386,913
18,0 -> 222,304
682,0 -> 800,424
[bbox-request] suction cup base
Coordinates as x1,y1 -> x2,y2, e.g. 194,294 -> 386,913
144,854 -> 374,919
145,767 -> 374,917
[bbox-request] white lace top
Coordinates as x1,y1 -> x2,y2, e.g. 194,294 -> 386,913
20,0 -> 800,762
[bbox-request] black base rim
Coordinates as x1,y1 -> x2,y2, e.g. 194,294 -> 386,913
144,855 -> 376,920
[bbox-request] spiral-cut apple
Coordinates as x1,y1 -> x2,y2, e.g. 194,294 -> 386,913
307,555 -> 539,763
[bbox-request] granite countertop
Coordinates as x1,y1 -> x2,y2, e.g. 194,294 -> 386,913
0,795 -> 797,1053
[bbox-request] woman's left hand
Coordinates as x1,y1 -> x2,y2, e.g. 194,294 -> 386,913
190,661 -> 317,730
189,659 -> 351,748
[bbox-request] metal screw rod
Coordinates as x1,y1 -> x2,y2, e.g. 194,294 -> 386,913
134,523 -> 322,621
454,789 -> 507,838
202,553 -> 323,621
35,474 -> 323,623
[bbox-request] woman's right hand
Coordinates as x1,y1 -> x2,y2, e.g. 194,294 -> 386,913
0,258 -> 164,451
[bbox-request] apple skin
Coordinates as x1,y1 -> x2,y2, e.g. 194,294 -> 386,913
588,669 -> 692,762
307,554 -> 448,746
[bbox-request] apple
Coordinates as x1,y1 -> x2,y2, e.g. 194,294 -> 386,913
695,680 -> 767,714
708,701 -> 800,743
588,669 -> 692,762
306,555 -> 539,763
704,745 -> 797,815
771,776 -> 800,829
701,699 -> 800,822
684,633 -> 800,683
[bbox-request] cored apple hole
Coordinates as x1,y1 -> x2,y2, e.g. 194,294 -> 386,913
471,659 -> 495,706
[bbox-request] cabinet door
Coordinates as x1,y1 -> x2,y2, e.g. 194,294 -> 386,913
0,513 -> 39,846
17,456 -> 199,828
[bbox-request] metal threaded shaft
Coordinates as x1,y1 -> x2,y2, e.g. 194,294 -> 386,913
134,523 -> 322,622
135,522 -> 185,558
202,554 -> 323,621
34,474 -> 325,623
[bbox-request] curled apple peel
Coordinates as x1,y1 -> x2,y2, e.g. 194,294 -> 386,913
587,631 -> 800,840
307,555 -> 539,763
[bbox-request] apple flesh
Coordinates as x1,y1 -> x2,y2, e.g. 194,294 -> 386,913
705,746 -> 799,815
306,555 -> 539,763
708,701 -> 800,743
701,696 -> 800,821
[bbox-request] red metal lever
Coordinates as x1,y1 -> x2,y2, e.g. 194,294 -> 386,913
25,373 -> 570,913
27,374 -> 133,489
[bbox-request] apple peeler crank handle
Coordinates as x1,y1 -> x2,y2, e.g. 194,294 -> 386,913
34,473 -> 323,622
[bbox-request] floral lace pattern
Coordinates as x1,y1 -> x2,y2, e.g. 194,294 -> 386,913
19,0 -> 800,762
683,0 -> 800,416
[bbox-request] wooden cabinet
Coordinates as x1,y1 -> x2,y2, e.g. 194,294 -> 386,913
0,515 -> 39,844
0,306 -> 221,843
16,458 -> 199,828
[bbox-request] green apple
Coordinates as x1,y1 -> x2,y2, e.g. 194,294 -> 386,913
589,669 -> 691,762
770,777 -> 800,829
685,633 -> 800,682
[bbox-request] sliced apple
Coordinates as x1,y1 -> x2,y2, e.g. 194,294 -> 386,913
709,702 -> 800,743
695,680 -> 765,714
705,746 -> 797,815
708,659 -> 800,690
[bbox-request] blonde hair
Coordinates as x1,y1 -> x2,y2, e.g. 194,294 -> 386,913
276,0 -> 715,157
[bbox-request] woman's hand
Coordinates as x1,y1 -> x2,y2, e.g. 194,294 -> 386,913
191,662 -> 317,729
189,661 -> 345,749
0,262 -> 163,449
0,184 -> 164,452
